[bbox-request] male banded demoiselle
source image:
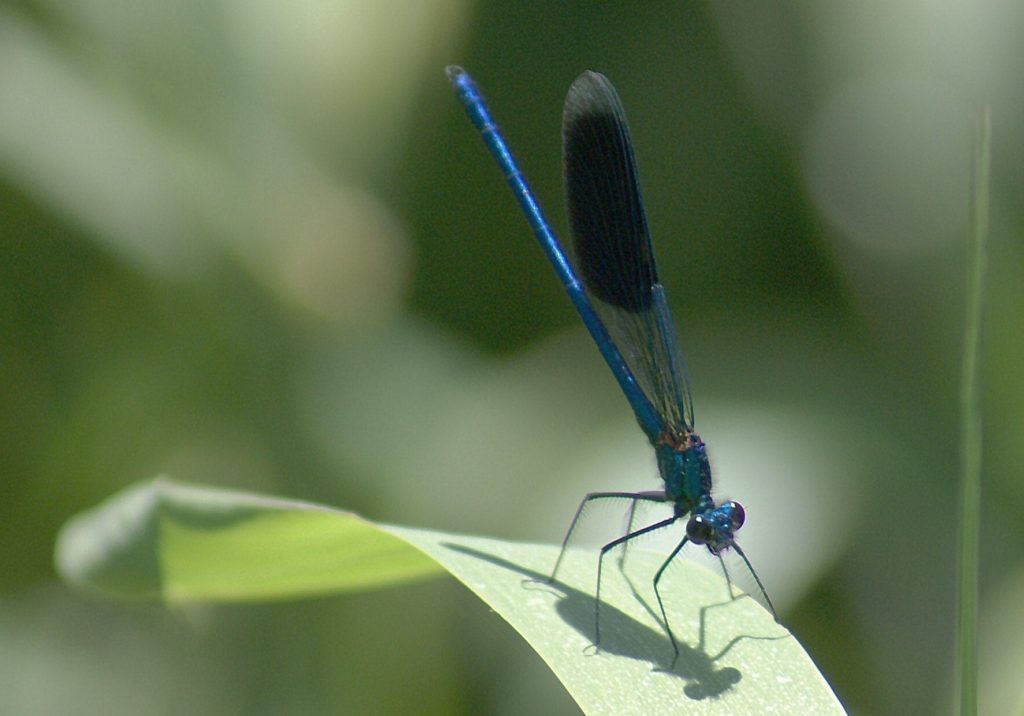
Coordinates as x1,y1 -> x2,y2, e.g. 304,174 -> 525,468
446,66 -> 776,664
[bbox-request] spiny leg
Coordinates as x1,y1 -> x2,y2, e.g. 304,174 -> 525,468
617,491 -> 665,571
652,535 -> 692,666
550,491 -> 666,583
732,543 -> 778,620
594,515 -> 677,648
716,553 -> 735,599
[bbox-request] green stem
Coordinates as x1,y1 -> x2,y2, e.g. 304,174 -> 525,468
956,106 -> 989,716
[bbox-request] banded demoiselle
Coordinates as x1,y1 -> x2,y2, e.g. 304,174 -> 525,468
446,66 -> 776,663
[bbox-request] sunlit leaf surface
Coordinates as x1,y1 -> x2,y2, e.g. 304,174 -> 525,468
57,479 -> 844,715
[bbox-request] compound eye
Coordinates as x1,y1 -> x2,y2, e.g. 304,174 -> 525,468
724,501 -> 746,530
686,514 -> 714,545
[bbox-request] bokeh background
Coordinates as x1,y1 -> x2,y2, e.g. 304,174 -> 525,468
2,2 -> 1023,714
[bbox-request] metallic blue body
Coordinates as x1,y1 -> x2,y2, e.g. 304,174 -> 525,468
655,438 -> 709,515
446,66 -> 775,663
447,67 -> 664,441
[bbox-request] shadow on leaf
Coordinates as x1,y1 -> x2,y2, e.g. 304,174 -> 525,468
441,542 -> 786,701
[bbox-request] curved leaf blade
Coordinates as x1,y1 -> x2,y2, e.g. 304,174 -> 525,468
55,479 -> 845,714
55,478 -> 443,601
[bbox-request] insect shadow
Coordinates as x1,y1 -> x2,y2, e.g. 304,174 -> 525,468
441,542 -> 787,701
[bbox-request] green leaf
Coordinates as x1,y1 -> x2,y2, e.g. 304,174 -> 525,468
56,479 -> 845,714
55,478 -> 442,601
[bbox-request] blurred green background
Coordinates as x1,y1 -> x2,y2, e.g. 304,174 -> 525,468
2,1 -> 1023,714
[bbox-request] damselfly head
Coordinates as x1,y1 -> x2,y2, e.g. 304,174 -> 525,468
686,500 -> 745,555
